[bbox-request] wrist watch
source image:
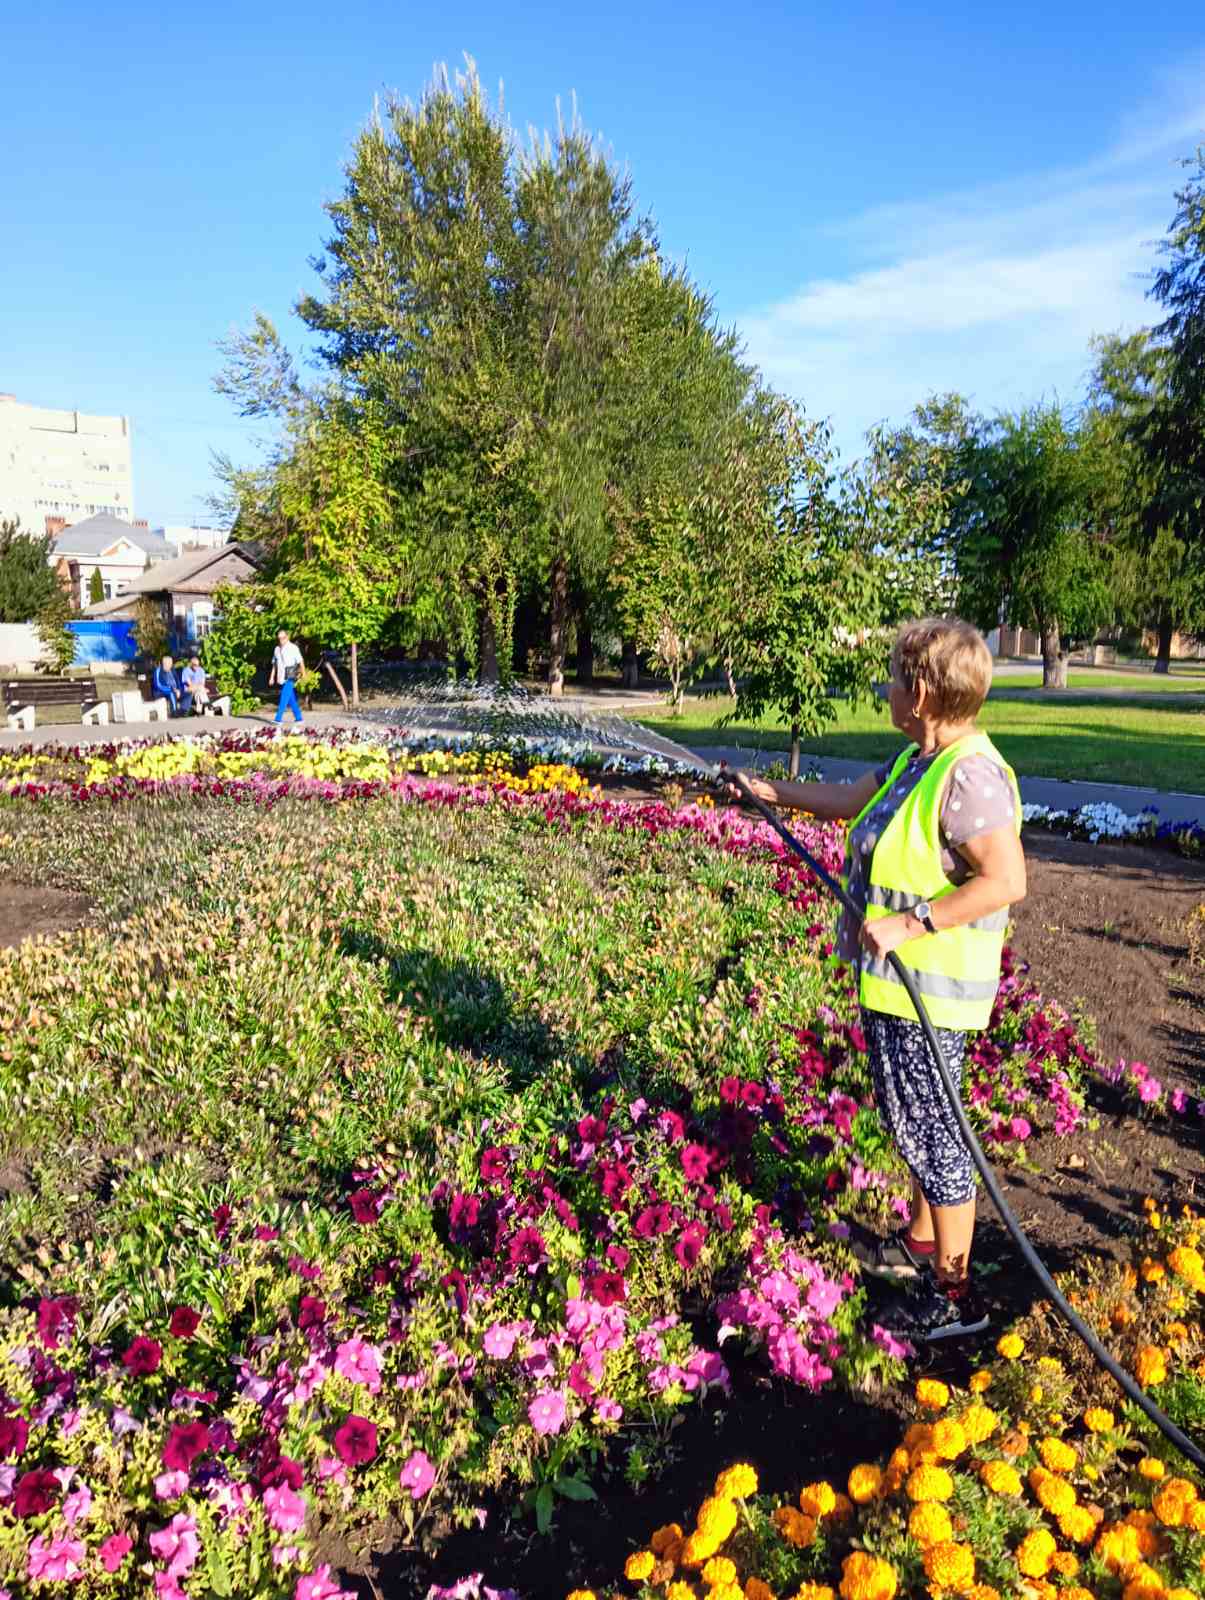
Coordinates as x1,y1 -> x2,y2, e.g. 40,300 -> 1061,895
914,901 -> 937,934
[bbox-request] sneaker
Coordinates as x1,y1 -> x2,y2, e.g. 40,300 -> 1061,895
874,1268 -> 990,1342
852,1227 -> 934,1280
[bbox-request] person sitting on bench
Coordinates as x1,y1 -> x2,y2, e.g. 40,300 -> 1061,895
153,654 -> 186,716
182,655 -> 209,714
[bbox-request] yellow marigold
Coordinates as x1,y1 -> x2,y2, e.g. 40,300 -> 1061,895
1083,1407 -> 1114,1432
1167,1591 -> 1199,1600
930,1419 -> 968,1461
668,1587 -> 696,1600
715,1463 -> 759,1500
956,1404 -> 998,1445
1152,1476 -> 1198,1527
1139,1457 -> 1166,1480
1186,1501 -> 1205,1532
838,1552 -> 897,1600
745,1581 -> 775,1600
888,1446 -> 910,1474
981,1459 -> 1022,1495
996,1332 -> 1024,1360
1058,1505 -> 1099,1544
1015,1528 -> 1056,1578
1051,1551 -> 1079,1578
683,1531 -> 720,1567
969,1370 -> 992,1394
847,1463 -> 882,1504
923,1542 -> 976,1595
1038,1436 -> 1077,1472
1122,1564 -> 1167,1600
916,1377 -> 950,1409
704,1559 -> 738,1586
966,1589 -> 1001,1600
625,1551 -> 656,1582
1141,1256 -> 1166,1283
697,1497 -> 739,1544
1035,1476 -> 1077,1518
906,1464 -> 954,1503
771,1508 -> 816,1549
799,1481 -> 836,1518
1165,1320 -> 1189,1344
1095,1522 -> 1144,1573
1168,1244 -> 1205,1284
567,1592 -> 596,1600
1135,1344 -> 1168,1387
908,1501 -> 953,1548
652,1524 -> 685,1556
1061,1590 -> 1095,1600
793,1587 -> 836,1600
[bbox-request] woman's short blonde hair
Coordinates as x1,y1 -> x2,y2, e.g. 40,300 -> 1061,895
891,617 -> 993,721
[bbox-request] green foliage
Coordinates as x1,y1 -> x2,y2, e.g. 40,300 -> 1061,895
0,519 -> 59,623
1141,147 -> 1205,512
34,585 -> 77,672
132,596 -> 169,664
201,584 -> 270,712
88,565 -> 105,605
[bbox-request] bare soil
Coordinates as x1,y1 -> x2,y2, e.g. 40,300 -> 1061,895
0,880 -> 94,949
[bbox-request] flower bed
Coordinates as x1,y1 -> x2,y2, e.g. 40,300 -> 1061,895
1022,802 -> 1204,861
0,738 -> 1197,1595
575,1204 -> 1205,1600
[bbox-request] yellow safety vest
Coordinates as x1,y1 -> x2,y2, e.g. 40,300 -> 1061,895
850,732 -> 1021,1031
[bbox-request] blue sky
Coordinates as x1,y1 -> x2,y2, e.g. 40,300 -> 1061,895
3,1 -> 1203,526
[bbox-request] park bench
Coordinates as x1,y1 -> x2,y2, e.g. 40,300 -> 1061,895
3,676 -> 109,731
112,675 -> 231,723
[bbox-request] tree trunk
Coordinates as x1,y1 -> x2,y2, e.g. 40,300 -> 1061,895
789,723 -> 801,779
350,640 -> 360,708
322,658 -> 350,710
724,654 -> 737,699
1040,620 -> 1068,689
621,639 -> 639,689
548,557 -> 569,698
1153,613 -> 1174,675
478,602 -> 500,685
576,614 -> 594,688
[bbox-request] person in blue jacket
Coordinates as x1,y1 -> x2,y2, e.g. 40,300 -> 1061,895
153,654 -> 187,716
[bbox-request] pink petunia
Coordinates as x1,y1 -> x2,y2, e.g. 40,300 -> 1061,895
399,1449 -> 436,1499
153,1576 -> 189,1600
296,1564 -> 359,1600
264,1483 -> 308,1534
594,1397 -> 623,1422
28,1533 -> 86,1583
333,1337 -> 383,1394
527,1391 -> 567,1437
62,1483 -> 93,1524
154,1469 -> 190,1500
482,1323 -> 517,1359
149,1512 -> 200,1577
99,1532 -> 133,1573
680,1144 -> 710,1183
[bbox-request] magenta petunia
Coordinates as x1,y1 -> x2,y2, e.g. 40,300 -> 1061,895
719,1076 -> 741,1104
162,1421 -> 210,1473
0,1416 -> 28,1460
35,1295 -> 78,1351
295,1563 -> 359,1600
680,1143 -> 710,1183
507,1227 -> 546,1270
297,1295 -> 327,1331
585,1271 -> 626,1307
333,1337 -> 383,1394
332,1415 -> 378,1467
633,1204 -> 672,1239
149,1511 -> 200,1577
123,1336 -> 163,1377
349,1188 -> 383,1224
674,1223 -> 706,1271
264,1484 -> 307,1535
527,1390 -> 567,1437
479,1146 -> 507,1184
399,1449 -> 436,1499
168,1306 -> 201,1339
482,1323 -> 517,1359
13,1468 -> 59,1518
99,1531 -> 133,1572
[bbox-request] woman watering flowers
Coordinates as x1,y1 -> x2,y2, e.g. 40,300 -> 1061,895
738,618 -> 1026,1340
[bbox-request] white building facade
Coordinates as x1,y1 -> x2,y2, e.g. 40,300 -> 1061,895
157,524 -> 231,554
0,394 -> 134,535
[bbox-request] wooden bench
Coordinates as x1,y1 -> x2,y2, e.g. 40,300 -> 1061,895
3,676 -> 109,731
115,674 -> 231,723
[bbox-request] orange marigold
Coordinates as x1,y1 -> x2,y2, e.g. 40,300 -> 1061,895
793,1588 -> 836,1600
1138,1457 -> 1166,1480
930,1419 -> 968,1460
966,1589 -> 1001,1600
1035,1475 -> 1077,1518
651,1524 -> 685,1556
799,1482 -> 836,1518
745,1580 -> 775,1600
847,1463 -> 882,1504
908,1501 -> 953,1549
923,1542 -> 976,1595
1152,1476 -> 1198,1527
968,1370 -> 992,1394
838,1552 -> 897,1600
772,1508 -> 816,1550
682,1531 -> 719,1567
1058,1505 -> 1098,1544
1083,1407 -> 1114,1432
697,1496 -> 738,1543
1038,1436 -> 1077,1473
980,1460 -> 1022,1496
906,1465 -> 954,1502
916,1378 -> 950,1410
624,1551 -> 655,1582
1122,1564 -> 1167,1600
703,1558 -> 738,1586
956,1404 -> 998,1445
1051,1551 -> 1079,1578
1167,1244 -> 1205,1284
715,1464 -> 759,1500
1095,1522 -> 1144,1573
1134,1344 -> 1168,1386
1015,1528 -> 1056,1578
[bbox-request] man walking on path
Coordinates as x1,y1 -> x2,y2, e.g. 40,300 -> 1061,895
270,629 -> 305,727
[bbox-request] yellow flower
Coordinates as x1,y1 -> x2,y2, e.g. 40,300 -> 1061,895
1135,1345 -> 1168,1386
906,1464 -> 954,1502
792,1588 -> 835,1600
1038,1436 -> 1077,1472
708,1584 -> 743,1600
1186,1501 -> 1205,1532
651,1525 -> 685,1556
715,1463 -> 758,1500
683,1531 -> 720,1566
1138,1457 -> 1166,1480
1061,1590 -> 1095,1600
1015,1528 -> 1056,1578
799,1481 -> 836,1518
968,1370 -> 992,1393
772,1508 -> 816,1549
1122,1564 -> 1168,1600
930,1419 -> 967,1460
1058,1505 -> 1099,1544
838,1552 -> 897,1600
1035,1476 -> 1077,1518
1095,1522 -> 1145,1573
847,1463 -> 882,1504
1083,1407 -> 1114,1432
1141,1256 -> 1166,1283
1165,1320 -> 1189,1344
704,1559 -> 738,1586
956,1404 -> 998,1445
996,1333 -> 1024,1360
697,1497 -> 738,1544
744,1581 -> 775,1600
980,1459 -> 1021,1496
1167,1244 -> 1205,1285
908,1501 -> 953,1548
923,1541 -> 976,1595
1051,1551 -> 1079,1578
567,1592 -> 596,1600
966,1588 -> 1001,1600
1152,1476 -> 1198,1527
668,1586 -> 696,1600
625,1551 -> 656,1582
916,1378 -> 950,1409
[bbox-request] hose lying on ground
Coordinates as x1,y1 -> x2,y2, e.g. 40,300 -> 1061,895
727,769 -> 1205,1473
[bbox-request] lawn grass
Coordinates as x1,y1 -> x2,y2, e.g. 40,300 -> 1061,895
632,694 -> 1205,793
998,670 -> 1205,693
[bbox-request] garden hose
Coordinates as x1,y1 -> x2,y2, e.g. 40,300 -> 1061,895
726,769 -> 1205,1473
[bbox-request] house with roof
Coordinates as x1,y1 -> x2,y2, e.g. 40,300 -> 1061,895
84,542 -> 262,648
51,513 -> 175,606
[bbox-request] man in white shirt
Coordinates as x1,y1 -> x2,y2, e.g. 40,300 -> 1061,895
270,629 -> 305,726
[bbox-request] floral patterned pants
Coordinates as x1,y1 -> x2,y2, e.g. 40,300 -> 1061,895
862,1009 -> 975,1207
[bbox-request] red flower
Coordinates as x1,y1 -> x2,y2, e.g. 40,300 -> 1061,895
212,1203 -> 232,1240
123,1336 -> 163,1377
350,1188 -> 382,1225
606,1244 -> 630,1272
298,1295 -> 327,1331
255,1225 -> 280,1241
740,1082 -> 767,1109
577,1114 -> 607,1145
0,1415 -> 28,1460
674,1224 -> 706,1271
169,1307 -> 201,1340
162,1421 -> 210,1472
658,1110 -> 686,1143
585,1271 -> 627,1306
633,1204 -> 672,1239
13,1468 -> 59,1518
260,1453 -> 303,1491
599,1162 -> 632,1202
333,1414 -> 378,1466
507,1227 -> 546,1269
449,1193 -> 480,1234
680,1144 -> 710,1183
35,1296 -> 78,1351
719,1076 -> 742,1104
479,1147 -> 507,1183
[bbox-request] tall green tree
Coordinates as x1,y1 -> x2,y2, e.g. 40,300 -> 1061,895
88,566 -> 105,606
0,520 -> 59,623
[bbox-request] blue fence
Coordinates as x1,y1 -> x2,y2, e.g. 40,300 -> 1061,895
68,620 -> 138,666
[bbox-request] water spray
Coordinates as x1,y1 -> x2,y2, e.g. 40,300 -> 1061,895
347,666 -> 1204,1469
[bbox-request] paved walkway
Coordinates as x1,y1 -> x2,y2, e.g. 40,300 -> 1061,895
2,704 -> 1203,827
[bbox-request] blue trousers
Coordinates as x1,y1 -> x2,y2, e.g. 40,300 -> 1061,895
275,680 -> 303,723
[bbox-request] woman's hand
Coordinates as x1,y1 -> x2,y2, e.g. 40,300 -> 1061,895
728,770 -> 779,805
860,912 -> 919,960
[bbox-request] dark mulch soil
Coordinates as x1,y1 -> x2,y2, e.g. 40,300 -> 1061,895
0,879 -> 94,949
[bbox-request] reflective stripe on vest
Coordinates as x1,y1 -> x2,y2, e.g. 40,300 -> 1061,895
852,732 -> 1021,1031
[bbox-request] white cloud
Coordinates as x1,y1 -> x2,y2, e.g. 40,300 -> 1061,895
738,67 -> 1205,454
